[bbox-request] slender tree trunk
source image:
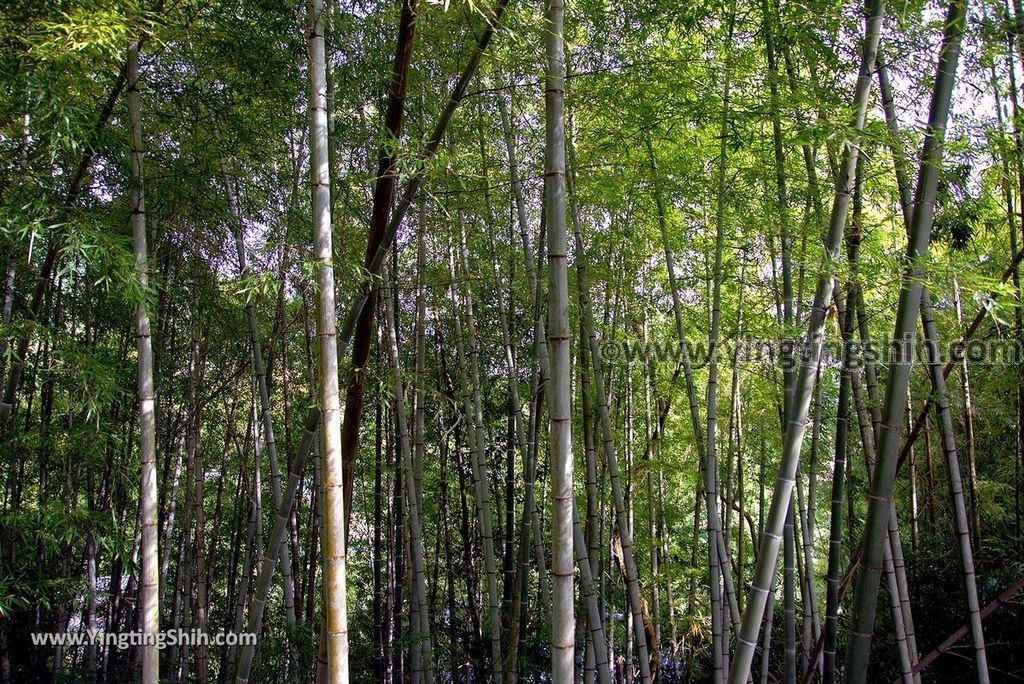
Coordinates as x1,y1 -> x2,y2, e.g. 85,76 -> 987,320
477,111 -> 532,653
340,0 -> 418,539
831,281 -> 919,684
877,53 -> 989,680
451,223 -> 504,681
308,0 -> 349,678
381,262 -> 435,684
574,499 -> 613,684
234,409 -> 320,684
221,161 -> 300,675
784,504 -> 796,684
705,11 -> 736,680
921,288 -> 990,681
189,334 -> 209,682
331,0 -> 509,368
823,289 -> 852,684
992,37 -> 1024,546
373,376 -> 385,681
543,0 -> 573,675
583,312 -> 602,684
952,279 -> 983,549
128,37 -> 160,684
844,0 -> 966,676
728,1 -> 883,679
572,208 -> 653,684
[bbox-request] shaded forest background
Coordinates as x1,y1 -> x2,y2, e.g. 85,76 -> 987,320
1,0 -> 1023,682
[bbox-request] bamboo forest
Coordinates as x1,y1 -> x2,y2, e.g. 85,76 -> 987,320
7,0 -> 1024,681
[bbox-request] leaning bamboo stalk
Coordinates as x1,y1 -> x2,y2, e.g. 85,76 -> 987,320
643,347 -> 662,677
492,77 -> 553,632
1001,11 -> 1024,548
795,468 -> 821,677
234,410 -> 321,684
221,162 -> 299,666
893,231 -> 1024,471
727,1 -> 884,679
887,509 -> 921,682
882,539 -> 916,684
848,155 -> 923,678
642,135 -> 733,676
229,431 -> 260,679
906,574 -> 1024,680
159,442 -> 184,605
823,288 -> 852,684
333,0 -> 511,366
381,263 -> 435,684
189,336 -> 210,682
758,566 -> 778,684
445,239 -> 501,681
583,310 -> 602,684
573,500 -> 612,684
843,0 -> 966,673
704,10 -> 736,678
796,373 -> 822,677
920,289 -> 990,682
504,212 -> 551,683
876,57 -> 995,684
572,212 -> 653,683
339,0 -> 418,538
879,58 -> 987,674
952,279 -> 983,548
784,502 -> 797,684
477,109 -> 533,629
830,284 -> 919,681
412,205 -> 427,522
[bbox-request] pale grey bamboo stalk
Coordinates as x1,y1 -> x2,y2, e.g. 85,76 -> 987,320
499,178 -> 549,684
573,500 -> 612,684
448,238 -> 502,682
382,263 -> 435,684
952,277 -> 983,547
823,288 -> 852,684
844,0 -> 966,671
221,160 -> 298,668
794,474 -> 820,676
887,509 -> 920,682
758,569 -> 777,684
229,448 -> 259,678
307,0 -> 349,678
573,221 -> 653,683
544,0 -> 572,672
727,1 -> 884,679
128,38 -> 159,684
920,288 -> 990,682
831,285 -> 918,681
412,206 -> 427,523
159,441 -> 184,605
784,504 -> 796,684
705,10 -> 736,675
582,320 -> 602,684
883,539 -> 916,684
795,377 -> 822,676
478,116 -> 534,640
235,410 -> 321,684
493,66 -> 553,619
877,62 -> 990,671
